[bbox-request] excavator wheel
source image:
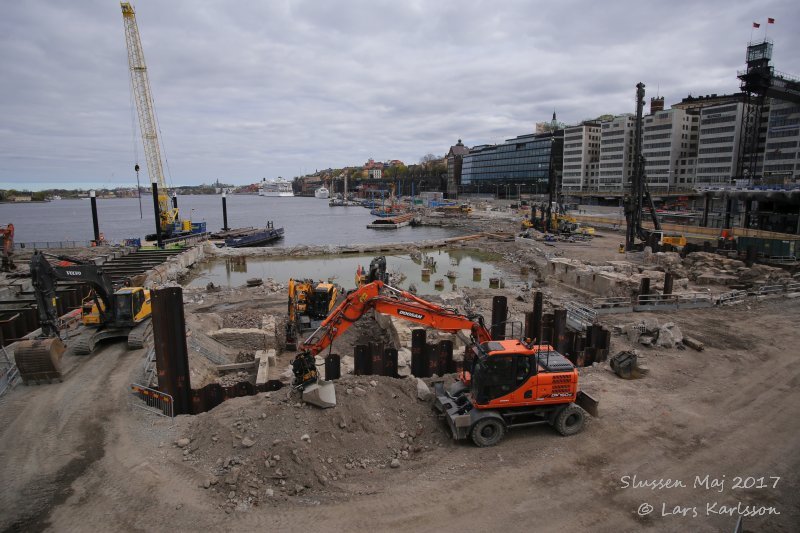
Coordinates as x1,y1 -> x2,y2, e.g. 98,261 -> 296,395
553,403 -> 586,436
470,417 -> 506,447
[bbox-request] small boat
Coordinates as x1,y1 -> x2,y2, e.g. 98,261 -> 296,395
225,222 -> 284,247
367,213 -> 414,229
315,187 -> 330,199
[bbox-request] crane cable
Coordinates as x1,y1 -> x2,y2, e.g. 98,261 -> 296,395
129,69 -> 143,219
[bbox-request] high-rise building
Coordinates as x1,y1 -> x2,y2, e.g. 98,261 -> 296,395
598,114 -> 635,191
695,101 -> 746,187
561,122 -> 600,192
642,108 -> 699,191
762,100 -> 800,183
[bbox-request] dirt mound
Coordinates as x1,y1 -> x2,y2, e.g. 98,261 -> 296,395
172,375 -> 453,512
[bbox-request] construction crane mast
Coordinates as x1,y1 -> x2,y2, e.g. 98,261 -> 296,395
736,39 -> 800,182
121,2 -> 183,241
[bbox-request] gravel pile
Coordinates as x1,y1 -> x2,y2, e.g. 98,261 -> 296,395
171,375 -> 452,512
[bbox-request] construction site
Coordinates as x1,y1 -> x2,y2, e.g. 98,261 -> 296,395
1,3 -> 799,533
1,194 -> 799,532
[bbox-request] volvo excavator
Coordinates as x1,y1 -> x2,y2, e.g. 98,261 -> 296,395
285,278 -> 340,349
14,252 -> 152,383
292,278 -> 598,446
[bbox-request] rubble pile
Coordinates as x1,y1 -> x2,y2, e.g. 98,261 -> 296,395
223,310 -> 264,329
171,375 -> 450,512
650,252 -> 791,288
616,318 -> 684,349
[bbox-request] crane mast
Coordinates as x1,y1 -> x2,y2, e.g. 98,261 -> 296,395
121,2 -> 179,234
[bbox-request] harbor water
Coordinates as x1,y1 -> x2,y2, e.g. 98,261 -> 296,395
0,195 -> 467,246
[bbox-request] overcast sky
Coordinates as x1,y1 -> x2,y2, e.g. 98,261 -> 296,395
1,0 -> 798,191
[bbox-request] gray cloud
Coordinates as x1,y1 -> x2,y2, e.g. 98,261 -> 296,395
1,0 -> 798,190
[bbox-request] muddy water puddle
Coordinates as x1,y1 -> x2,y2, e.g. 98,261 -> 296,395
186,249 -> 508,293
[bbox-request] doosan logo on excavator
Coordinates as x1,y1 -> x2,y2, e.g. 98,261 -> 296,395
398,309 -> 424,320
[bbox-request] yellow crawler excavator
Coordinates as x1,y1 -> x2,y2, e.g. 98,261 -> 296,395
14,252 -> 152,384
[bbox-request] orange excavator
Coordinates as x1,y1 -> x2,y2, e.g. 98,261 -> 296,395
0,223 -> 15,272
293,279 -> 598,446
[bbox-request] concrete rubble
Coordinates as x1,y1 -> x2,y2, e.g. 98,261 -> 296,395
617,319 -> 684,349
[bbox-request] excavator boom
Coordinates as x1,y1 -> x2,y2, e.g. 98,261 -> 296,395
299,280 -> 491,357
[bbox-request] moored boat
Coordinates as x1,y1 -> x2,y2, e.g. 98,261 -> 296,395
367,213 -> 414,229
225,222 -> 284,247
259,178 -> 294,197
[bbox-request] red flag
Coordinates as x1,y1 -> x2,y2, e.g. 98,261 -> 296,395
753,22 -> 760,28
767,17 -> 775,24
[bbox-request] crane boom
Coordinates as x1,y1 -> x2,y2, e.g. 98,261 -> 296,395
121,2 -> 178,232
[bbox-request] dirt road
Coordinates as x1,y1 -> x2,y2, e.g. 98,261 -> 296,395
1,286 -> 798,530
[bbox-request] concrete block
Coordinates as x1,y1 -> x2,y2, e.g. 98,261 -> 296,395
256,354 -> 270,385
256,349 -> 277,367
210,328 -> 272,350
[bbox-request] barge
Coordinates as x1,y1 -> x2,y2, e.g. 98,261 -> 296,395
224,222 -> 284,247
367,213 -> 414,229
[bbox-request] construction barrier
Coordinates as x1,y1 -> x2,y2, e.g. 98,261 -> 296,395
591,297 -> 634,314
716,290 -> 748,306
130,383 -> 174,418
749,284 -> 785,296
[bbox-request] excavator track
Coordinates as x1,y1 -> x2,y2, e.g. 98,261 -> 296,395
72,330 -> 98,356
127,318 -> 152,350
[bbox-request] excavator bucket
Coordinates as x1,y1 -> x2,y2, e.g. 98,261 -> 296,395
14,338 -> 66,384
610,350 -> 648,380
302,380 -> 336,408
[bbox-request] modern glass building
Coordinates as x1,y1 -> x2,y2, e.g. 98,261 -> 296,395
460,132 -> 563,193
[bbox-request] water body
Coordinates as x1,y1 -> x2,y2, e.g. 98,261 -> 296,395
186,249 -> 507,292
0,195 -> 466,246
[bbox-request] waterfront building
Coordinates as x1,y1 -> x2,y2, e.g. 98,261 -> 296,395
446,139 -> 469,198
364,159 -> 384,179
460,131 -> 563,196
598,114 -> 636,192
642,108 -> 699,191
562,122 -> 600,192
763,99 -> 800,184
695,100 -> 747,187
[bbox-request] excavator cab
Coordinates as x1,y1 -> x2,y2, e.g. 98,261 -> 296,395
82,287 -> 150,328
309,283 -> 338,319
112,287 -> 150,327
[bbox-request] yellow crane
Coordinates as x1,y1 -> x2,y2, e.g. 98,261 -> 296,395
121,2 -> 190,240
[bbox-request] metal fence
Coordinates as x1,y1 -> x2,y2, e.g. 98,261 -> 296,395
592,284 -> 799,314
0,346 -> 19,398
14,240 -> 94,250
130,383 -> 174,418
749,284 -> 786,296
566,302 -> 598,330
717,290 -> 747,306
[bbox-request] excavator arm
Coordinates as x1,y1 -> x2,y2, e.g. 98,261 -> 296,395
299,280 -> 492,357
29,252 -> 117,336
